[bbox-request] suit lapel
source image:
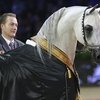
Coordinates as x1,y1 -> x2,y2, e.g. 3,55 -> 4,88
14,39 -> 18,49
0,35 -> 10,52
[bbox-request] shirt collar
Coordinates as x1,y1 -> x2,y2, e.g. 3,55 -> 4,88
2,34 -> 14,45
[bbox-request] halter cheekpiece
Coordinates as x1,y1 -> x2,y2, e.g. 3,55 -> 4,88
82,5 -> 100,48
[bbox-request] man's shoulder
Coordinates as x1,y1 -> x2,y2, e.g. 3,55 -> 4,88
0,35 -> 3,50
0,35 -> 3,40
0,34 -> 7,44
0,35 -> 3,44
15,39 -> 25,46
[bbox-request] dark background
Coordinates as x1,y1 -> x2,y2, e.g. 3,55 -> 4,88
0,0 -> 100,86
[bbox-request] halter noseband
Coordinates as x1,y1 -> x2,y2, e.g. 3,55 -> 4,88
82,6 -> 100,48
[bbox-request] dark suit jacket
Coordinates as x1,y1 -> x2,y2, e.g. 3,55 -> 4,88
0,45 -> 79,100
0,35 -> 24,52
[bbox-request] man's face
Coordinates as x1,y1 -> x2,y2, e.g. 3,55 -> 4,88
1,16 -> 18,39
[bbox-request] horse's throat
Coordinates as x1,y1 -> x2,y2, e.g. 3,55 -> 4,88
54,39 -> 77,65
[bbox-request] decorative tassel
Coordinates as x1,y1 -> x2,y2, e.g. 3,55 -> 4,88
67,68 -> 71,78
76,93 -> 82,100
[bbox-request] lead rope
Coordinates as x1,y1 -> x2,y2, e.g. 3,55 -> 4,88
65,66 -> 82,100
65,71 -> 68,100
65,64 -> 82,100
73,65 -> 82,100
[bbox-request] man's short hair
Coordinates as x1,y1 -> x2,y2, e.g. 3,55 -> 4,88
0,13 -> 16,24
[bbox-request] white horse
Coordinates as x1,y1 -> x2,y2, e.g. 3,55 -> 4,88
28,4 -> 100,72
1,4 -> 100,100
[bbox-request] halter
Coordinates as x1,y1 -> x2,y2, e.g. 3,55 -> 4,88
82,6 -> 100,48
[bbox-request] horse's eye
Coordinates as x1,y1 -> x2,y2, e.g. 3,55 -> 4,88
84,25 -> 93,38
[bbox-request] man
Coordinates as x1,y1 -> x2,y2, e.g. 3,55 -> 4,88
0,13 -> 24,54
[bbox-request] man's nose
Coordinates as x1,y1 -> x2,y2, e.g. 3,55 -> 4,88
13,25 -> 17,30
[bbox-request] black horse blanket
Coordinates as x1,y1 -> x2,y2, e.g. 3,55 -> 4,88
0,44 -> 79,100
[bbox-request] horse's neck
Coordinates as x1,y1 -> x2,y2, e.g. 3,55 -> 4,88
36,6 -> 86,64
51,7 -> 85,64
37,31 -> 77,65
53,32 -> 77,64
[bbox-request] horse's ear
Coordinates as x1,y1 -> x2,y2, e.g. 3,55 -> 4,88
89,4 -> 98,14
86,4 -> 98,15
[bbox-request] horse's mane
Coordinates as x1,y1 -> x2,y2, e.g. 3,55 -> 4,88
32,7 -> 66,58
37,7 -> 66,42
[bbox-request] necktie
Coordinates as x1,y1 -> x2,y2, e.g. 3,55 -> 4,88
9,42 -> 15,50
